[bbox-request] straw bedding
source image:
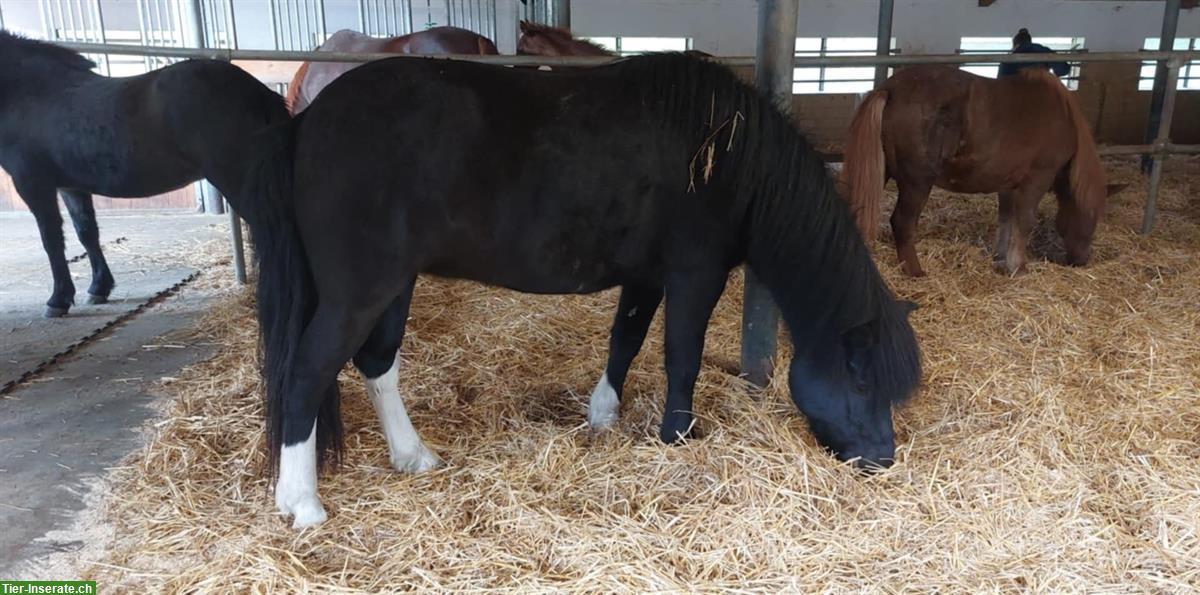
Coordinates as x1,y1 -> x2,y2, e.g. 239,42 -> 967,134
79,156 -> 1197,592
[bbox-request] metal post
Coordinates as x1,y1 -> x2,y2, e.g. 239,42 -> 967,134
90,0 -> 108,74
228,204 -> 247,284
224,0 -> 238,48
873,0 -> 893,88
741,0 -> 797,388
552,0 -> 569,29
1141,0 -> 1180,174
1141,59 -> 1181,236
182,0 -> 226,215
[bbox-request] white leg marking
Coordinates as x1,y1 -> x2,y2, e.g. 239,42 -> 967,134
275,420 -> 327,529
588,372 -> 620,430
363,356 -> 440,474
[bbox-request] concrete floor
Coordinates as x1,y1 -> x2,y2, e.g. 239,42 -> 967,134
0,209 -> 229,575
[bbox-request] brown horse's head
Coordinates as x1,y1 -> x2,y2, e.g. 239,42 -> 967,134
516,21 -> 613,56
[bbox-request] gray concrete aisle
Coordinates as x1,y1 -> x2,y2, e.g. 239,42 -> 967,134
0,209 -> 233,576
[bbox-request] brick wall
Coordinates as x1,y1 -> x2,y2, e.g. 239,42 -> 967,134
0,171 -> 197,212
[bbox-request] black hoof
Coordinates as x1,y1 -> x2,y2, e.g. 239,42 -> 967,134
86,294 -> 109,305
44,305 -> 70,318
659,420 -> 700,444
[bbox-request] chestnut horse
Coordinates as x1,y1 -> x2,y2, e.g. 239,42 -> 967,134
842,65 -> 1107,276
515,20 -> 612,56
516,21 -> 713,59
286,27 -> 498,113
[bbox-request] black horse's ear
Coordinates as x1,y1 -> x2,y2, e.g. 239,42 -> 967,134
899,300 -> 918,315
843,320 -> 879,384
519,20 -> 532,34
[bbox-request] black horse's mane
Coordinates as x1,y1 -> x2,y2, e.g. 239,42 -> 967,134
0,30 -> 97,72
615,53 -> 920,405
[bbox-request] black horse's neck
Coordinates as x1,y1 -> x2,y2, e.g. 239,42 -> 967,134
736,118 -> 889,346
614,53 -> 890,344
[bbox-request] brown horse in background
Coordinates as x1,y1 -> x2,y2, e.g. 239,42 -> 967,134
286,27 -> 498,113
516,21 -> 613,56
516,21 -> 713,59
842,65 -> 1108,276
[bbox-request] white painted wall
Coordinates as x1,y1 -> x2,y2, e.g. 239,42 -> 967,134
571,1 -> 1200,56
2,1 -> 1197,55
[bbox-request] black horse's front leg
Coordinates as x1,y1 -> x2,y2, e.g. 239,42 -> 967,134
61,190 -> 115,303
18,179 -> 75,317
659,269 -> 728,443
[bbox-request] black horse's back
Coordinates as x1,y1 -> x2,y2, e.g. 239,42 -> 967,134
295,56 -> 724,294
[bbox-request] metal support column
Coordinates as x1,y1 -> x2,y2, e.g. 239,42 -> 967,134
1141,59 -> 1181,236
741,0 -> 797,388
552,0 -> 569,29
228,204 -> 247,284
873,0 -> 893,88
184,0 -> 225,215
1141,0 -> 1180,174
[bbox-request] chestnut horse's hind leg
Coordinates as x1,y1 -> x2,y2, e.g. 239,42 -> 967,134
890,179 -> 932,277
589,284 -> 663,429
352,280 -> 440,474
61,190 -> 115,303
995,190 -> 1015,268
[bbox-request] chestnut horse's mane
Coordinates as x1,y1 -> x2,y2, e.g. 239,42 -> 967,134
1030,69 -> 1106,220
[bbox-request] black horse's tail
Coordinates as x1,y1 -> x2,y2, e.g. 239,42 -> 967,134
240,117 -> 342,476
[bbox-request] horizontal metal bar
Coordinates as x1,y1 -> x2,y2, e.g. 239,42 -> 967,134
819,143 -> 1199,163
48,40 -> 1200,68
1097,143 -> 1200,156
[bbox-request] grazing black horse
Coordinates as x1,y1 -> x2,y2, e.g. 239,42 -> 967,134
240,53 -> 922,528
0,31 -> 289,317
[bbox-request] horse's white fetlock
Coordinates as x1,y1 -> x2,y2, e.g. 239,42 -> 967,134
588,372 -> 620,430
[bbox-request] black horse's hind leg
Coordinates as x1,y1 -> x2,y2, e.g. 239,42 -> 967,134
588,284 -> 663,429
61,190 -> 115,303
275,298 -> 394,528
659,269 -> 728,444
351,279 -> 440,473
17,179 -> 74,317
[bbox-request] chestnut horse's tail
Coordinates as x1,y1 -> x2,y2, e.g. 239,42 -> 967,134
285,61 -> 311,115
1047,74 -> 1107,222
841,89 -> 889,241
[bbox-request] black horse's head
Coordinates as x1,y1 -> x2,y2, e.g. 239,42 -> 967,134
787,299 -> 920,469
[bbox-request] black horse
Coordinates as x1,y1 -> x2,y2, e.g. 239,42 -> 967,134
240,53 -> 922,528
0,31 -> 289,317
